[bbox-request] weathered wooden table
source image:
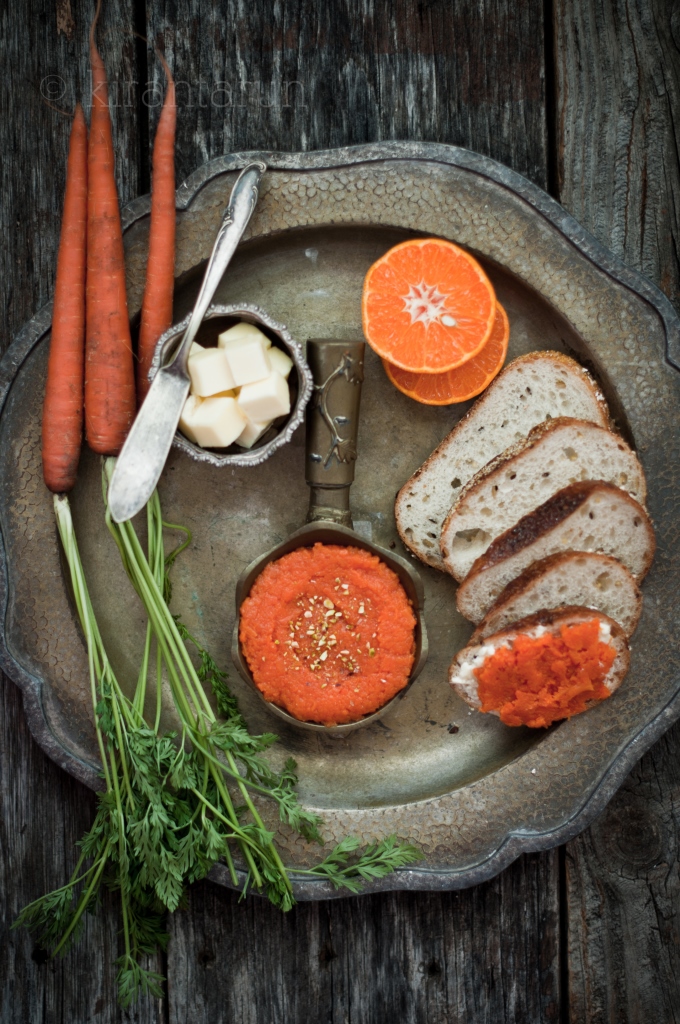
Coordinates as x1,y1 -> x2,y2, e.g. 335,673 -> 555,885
1,1 -> 679,1020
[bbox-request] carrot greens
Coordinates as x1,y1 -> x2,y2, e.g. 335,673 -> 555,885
15,462 -> 422,1008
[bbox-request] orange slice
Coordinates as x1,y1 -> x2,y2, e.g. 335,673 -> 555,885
362,238 -> 496,373
383,302 -> 509,405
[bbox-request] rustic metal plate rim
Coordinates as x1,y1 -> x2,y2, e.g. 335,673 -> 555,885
1,141 -> 679,898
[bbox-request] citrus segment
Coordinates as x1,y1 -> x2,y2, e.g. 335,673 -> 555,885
362,238 -> 496,373
383,302 -> 509,405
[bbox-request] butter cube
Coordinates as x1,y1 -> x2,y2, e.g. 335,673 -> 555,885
179,394 -> 203,444
187,346 -> 236,397
223,337 -> 271,387
218,322 -> 271,350
190,342 -> 204,357
189,396 -> 246,448
237,371 -> 290,422
236,417 -> 273,449
268,347 -> 293,380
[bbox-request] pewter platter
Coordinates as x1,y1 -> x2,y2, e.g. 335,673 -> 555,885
1,142 -> 679,898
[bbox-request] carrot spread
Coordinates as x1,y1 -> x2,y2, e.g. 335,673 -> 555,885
474,619 -> 616,728
239,543 -> 417,725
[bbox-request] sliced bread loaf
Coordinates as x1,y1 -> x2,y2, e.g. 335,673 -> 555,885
395,351 -> 609,569
449,607 -> 630,727
456,482 -> 655,622
441,418 -> 646,581
470,552 -> 642,637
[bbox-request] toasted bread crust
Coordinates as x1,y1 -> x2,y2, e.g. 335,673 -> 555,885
395,352 -> 610,569
460,605 -> 626,652
470,552 -> 643,640
463,481 -> 655,576
443,418 -> 645,542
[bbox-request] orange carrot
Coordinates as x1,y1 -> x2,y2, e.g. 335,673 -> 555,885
136,53 -> 176,403
42,104 -> 88,493
84,0 -> 136,454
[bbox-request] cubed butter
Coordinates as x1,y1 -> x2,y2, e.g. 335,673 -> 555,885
187,346 -> 236,397
268,346 -> 293,379
223,336 -> 271,387
237,371 -> 290,422
189,396 -> 246,448
236,417 -> 273,449
218,321 -> 271,349
179,394 -> 203,444
190,342 -> 204,357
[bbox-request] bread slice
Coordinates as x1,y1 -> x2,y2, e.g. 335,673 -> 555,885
395,352 -> 609,570
449,607 -> 630,725
456,482 -> 655,622
469,552 -> 642,637
441,418 -> 646,581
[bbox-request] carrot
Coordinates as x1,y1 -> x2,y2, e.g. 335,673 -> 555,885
136,53 -> 176,403
84,0 -> 136,454
42,104 -> 88,493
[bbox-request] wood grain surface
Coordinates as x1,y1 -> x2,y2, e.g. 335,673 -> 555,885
556,2 -> 680,1021
0,0 -> 677,1021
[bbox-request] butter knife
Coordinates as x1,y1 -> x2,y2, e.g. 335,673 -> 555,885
107,160 -> 266,523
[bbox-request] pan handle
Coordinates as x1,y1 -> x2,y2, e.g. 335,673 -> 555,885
305,339 -> 365,528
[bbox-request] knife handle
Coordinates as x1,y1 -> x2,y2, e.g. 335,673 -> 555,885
171,160 -> 267,373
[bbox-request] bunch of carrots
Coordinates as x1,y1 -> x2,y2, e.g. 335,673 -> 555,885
42,0 -> 175,491
28,3 -> 422,1007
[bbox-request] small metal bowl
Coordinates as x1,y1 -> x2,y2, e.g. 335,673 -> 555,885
150,303 -> 313,467
233,521 -> 428,736
231,339 -> 429,736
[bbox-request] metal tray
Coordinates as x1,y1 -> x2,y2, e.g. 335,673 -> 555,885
1,142 -> 679,898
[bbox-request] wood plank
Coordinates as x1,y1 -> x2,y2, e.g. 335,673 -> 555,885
145,0 -> 549,188
168,853 -> 560,1024
555,1 -> 680,1020
555,0 -> 680,308
143,2 -> 562,1021
0,1 -> 160,1019
0,0 -> 144,348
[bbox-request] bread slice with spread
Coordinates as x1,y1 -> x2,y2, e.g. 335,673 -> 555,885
440,418 -> 646,581
455,482 -> 655,622
395,352 -> 609,570
469,551 -> 642,638
449,607 -> 630,728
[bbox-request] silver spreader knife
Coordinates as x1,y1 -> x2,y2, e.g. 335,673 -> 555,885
108,160 -> 267,523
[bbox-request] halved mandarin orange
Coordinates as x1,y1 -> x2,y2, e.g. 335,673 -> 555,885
383,302 -> 509,405
362,238 -> 496,373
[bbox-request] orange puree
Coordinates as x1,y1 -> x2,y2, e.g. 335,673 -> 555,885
239,543 -> 416,725
475,619 -> 616,728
